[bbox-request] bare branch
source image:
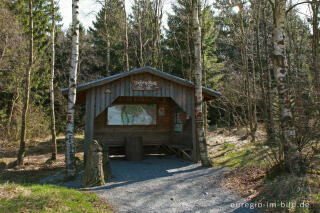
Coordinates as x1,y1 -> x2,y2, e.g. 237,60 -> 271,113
267,0 -> 275,10
286,0 -> 320,14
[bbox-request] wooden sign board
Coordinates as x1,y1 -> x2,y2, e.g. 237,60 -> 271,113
132,80 -> 159,91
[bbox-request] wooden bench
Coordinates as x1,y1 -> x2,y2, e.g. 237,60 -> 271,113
162,144 -> 192,161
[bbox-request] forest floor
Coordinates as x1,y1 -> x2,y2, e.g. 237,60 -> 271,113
0,128 -> 319,212
208,126 -> 320,212
0,135 -> 114,212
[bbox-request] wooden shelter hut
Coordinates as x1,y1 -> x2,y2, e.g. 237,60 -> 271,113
62,66 -> 221,162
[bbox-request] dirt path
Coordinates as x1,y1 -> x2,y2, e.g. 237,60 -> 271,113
91,155 -> 257,213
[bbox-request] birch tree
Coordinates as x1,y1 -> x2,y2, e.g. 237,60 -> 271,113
268,0 -> 300,173
192,0 -> 212,167
50,0 -> 57,160
17,0 -> 33,166
65,0 -> 80,176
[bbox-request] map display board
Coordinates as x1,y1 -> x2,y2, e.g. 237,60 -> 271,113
107,104 -> 157,125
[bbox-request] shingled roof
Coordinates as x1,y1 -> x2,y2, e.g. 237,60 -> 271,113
61,66 -> 221,97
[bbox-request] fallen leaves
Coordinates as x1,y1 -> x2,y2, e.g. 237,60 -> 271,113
220,166 -> 266,200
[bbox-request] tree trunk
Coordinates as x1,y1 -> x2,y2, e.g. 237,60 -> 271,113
262,5 -> 275,141
138,21 -> 144,67
311,0 -> 319,98
65,0 -> 80,177
187,17 -> 193,82
50,0 -> 57,160
250,8 -> 257,142
192,0 -> 211,167
6,89 -> 19,138
153,0 -> 163,69
238,5 -> 254,141
271,0 -> 300,173
104,1 -> 110,76
106,37 -> 110,75
138,2 -> 144,67
258,2 -> 269,139
82,140 -> 105,187
202,39 -> 207,137
123,0 -> 129,72
17,0 -> 33,166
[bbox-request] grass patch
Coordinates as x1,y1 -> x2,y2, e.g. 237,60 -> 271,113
212,142 -> 269,169
0,183 -> 113,213
212,139 -> 320,212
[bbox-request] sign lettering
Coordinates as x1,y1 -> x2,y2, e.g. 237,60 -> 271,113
132,80 -> 159,91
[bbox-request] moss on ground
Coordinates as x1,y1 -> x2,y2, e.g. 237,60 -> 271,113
211,141 -> 269,169
210,137 -> 320,212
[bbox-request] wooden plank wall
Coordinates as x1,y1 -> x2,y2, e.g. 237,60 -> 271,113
90,73 -> 194,119
93,98 -> 173,147
84,73 -> 197,161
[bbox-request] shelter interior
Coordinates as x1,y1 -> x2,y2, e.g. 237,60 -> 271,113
94,96 -> 193,159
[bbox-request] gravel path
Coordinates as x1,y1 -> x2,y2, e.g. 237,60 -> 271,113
91,155 -> 257,213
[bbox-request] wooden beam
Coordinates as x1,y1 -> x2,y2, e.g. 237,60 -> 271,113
84,89 -> 95,163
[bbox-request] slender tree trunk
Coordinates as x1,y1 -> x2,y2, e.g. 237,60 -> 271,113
104,1 -> 110,76
250,45 -> 257,142
138,21 -> 144,67
155,0 -> 163,70
0,34 -> 8,63
50,0 -> 57,160
123,0 -> 129,72
187,18 -> 193,82
65,0 -> 80,177
152,0 -> 158,67
256,0 -> 268,138
262,5 -> 275,140
271,0 -> 300,173
17,0 -> 33,166
174,35 -> 185,78
106,37 -> 110,75
203,70 -> 208,137
250,10 -> 257,142
138,2 -> 144,67
311,0 -> 319,98
192,0 -> 211,167
7,89 -> 19,138
238,6 -> 253,140
201,35 -> 208,137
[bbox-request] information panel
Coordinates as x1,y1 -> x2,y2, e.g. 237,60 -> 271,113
107,104 -> 157,125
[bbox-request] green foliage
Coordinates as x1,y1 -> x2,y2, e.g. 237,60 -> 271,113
163,0 -> 224,85
163,0 -> 193,78
201,5 -> 224,89
129,0 -> 163,68
89,0 -> 126,75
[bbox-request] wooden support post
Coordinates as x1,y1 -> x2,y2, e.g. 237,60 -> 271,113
84,89 -> 95,164
125,136 -> 144,161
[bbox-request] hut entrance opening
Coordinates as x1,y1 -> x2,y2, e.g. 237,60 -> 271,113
94,96 -> 193,160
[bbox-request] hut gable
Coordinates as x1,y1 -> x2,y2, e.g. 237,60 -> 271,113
62,66 -> 221,101
61,66 -> 221,162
